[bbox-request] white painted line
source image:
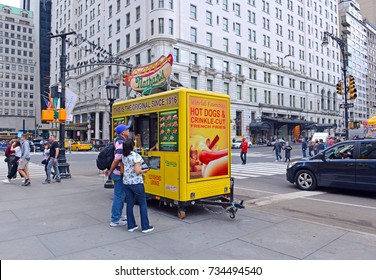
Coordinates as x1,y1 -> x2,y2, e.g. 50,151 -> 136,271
305,197 -> 376,211
245,191 -> 326,206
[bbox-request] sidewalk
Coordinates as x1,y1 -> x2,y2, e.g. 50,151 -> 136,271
0,174 -> 376,260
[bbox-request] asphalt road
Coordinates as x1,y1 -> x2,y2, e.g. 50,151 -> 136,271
27,146 -> 376,235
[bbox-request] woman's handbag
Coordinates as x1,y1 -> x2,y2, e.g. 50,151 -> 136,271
41,159 -> 47,165
4,157 -> 9,163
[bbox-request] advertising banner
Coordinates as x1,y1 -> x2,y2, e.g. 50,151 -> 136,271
159,110 -> 178,151
188,95 -> 229,180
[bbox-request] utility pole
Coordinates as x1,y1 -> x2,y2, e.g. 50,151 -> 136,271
49,31 -> 76,178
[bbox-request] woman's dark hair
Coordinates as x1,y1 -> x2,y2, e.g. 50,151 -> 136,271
122,138 -> 134,156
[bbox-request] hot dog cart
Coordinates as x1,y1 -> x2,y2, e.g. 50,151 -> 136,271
112,88 -> 243,219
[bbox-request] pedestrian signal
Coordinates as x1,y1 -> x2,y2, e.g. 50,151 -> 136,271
348,75 -> 357,100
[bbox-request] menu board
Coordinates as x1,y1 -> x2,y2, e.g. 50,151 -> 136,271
159,110 -> 178,151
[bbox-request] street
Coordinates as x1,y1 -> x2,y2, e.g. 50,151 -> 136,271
23,144 -> 376,236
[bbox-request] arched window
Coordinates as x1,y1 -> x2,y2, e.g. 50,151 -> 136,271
327,91 -> 331,111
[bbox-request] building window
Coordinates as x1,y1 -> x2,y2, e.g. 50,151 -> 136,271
236,85 -> 242,99
223,38 -> 229,52
136,28 -> 140,43
158,18 -> 164,33
190,52 -> 197,64
236,42 -> 241,55
224,82 -> 229,95
206,11 -> 212,25
206,32 -> 212,47
207,56 -> 213,68
135,53 -> 140,65
223,61 -> 229,72
190,27 -> 197,42
173,48 -> 179,63
249,88 -> 257,102
150,20 -> 154,35
191,76 -> 198,89
223,17 -> 228,31
159,0 -> 164,8
136,6 -> 140,20
207,79 -> 213,91
168,19 -> 173,35
190,5 -> 197,19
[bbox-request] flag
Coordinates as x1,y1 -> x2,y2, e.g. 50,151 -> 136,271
42,96 -> 51,108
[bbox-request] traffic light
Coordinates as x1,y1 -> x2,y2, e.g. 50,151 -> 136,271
123,73 -> 127,86
41,109 -> 54,122
336,82 -> 343,95
348,75 -> 357,100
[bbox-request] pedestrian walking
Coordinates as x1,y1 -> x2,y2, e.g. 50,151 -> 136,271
42,142 -> 55,181
4,140 -> 16,178
3,139 -> 21,183
308,140 -> 315,157
17,134 -> 31,186
284,142 -> 292,162
301,138 -> 307,158
317,139 -> 325,153
43,135 -> 61,184
105,124 -> 130,227
272,139 -> 283,161
122,138 -> 154,233
240,138 -> 248,165
67,139 -> 72,154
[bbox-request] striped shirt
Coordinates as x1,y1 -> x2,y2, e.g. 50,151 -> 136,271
113,135 -> 126,176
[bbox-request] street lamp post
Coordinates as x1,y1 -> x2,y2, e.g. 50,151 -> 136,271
104,79 -> 119,189
322,30 -> 349,140
49,31 -> 76,178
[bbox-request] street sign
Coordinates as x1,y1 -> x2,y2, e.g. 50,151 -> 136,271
339,103 -> 354,109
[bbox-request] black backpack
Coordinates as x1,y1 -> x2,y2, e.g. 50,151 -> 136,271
96,141 -> 115,170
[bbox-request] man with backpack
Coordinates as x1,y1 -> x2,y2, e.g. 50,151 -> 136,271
104,124 -> 130,227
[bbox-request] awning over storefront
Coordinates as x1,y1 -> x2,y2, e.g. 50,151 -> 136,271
261,116 -> 313,126
302,123 -> 337,131
249,121 -> 272,131
47,122 -> 89,131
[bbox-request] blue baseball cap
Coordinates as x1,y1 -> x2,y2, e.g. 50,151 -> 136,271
115,124 -> 130,134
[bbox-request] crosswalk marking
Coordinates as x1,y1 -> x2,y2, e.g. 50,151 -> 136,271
231,162 -> 287,179
0,156 -> 47,180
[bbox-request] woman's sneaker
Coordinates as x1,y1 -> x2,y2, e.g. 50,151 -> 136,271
21,179 -> 31,186
2,179 -> 11,184
127,225 -> 138,232
142,226 -> 154,233
109,220 -> 127,227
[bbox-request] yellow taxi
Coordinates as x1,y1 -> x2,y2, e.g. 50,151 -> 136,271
65,139 -> 92,151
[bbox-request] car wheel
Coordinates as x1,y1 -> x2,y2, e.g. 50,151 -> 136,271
295,170 -> 317,191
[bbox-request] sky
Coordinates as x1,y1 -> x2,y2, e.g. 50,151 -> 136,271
0,0 -> 20,8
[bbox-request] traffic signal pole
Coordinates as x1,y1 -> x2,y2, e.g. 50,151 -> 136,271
322,31 -> 349,140
342,50 -> 349,140
49,31 -> 76,178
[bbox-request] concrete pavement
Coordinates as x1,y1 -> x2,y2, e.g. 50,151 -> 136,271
0,167 -> 376,260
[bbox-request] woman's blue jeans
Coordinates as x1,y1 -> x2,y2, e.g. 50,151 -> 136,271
124,183 -> 151,231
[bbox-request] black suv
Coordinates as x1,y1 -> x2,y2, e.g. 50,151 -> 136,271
286,139 -> 376,192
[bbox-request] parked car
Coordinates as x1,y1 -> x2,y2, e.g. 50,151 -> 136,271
65,140 -> 92,151
267,139 -> 286,147
286,139 -> 376,192
231,137 -> 252,149
91,139 -> 108,151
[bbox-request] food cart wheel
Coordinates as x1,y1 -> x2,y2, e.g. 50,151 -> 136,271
178,208 -> 186,220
